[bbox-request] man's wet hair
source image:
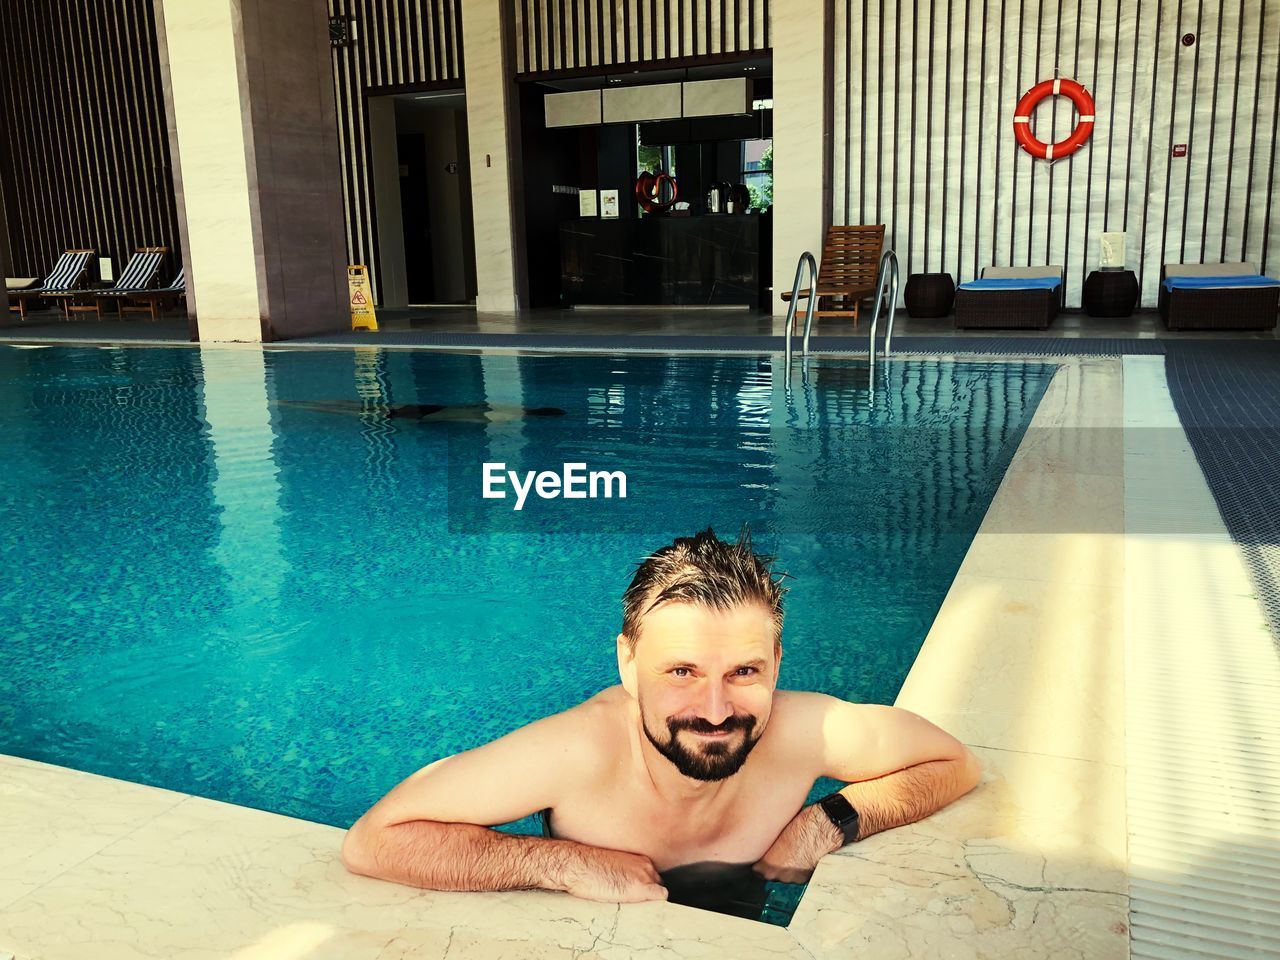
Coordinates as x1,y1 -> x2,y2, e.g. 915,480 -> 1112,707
621,526 -> 787,651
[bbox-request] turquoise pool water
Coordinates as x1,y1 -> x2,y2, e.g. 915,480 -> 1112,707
0,344 -> 1052,925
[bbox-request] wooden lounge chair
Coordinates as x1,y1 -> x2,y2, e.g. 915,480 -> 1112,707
8,249 -> 95,320
112,267 -> 186,321
781,224 -> 885,327
1159,261 -> 1280,330
47,247 -> 167,321
92,248 -> 170,319
954,265 -> 1064,329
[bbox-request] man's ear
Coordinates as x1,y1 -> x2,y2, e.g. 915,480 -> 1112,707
617,633 -> 638,697
774,643 -> 783,684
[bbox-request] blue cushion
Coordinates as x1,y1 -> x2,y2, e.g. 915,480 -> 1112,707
1163,274 -> 1280,291
958,277 -> 1062,292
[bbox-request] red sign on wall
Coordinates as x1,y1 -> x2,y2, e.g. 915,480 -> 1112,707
1173,144 -> 1188,158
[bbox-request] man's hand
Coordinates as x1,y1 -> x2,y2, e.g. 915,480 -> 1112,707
560,847 -> 669,903
752,805 -> 842,884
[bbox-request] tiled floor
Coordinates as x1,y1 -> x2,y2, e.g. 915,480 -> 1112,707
1123,357 -> 1280,959
0,314 -> 189,341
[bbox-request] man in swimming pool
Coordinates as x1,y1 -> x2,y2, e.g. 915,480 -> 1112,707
342,527 -> 981,905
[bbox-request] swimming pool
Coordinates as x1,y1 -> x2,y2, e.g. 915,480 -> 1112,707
0,344 -> 1052,925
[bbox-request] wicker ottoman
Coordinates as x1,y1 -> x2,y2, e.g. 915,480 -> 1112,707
954,289 -> 1058,329
903,273 -> 955,317
1082,269 -> 1139,317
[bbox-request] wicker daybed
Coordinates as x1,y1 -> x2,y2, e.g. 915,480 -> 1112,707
953,265 -> 1064,330
1159,261 -> 1280,331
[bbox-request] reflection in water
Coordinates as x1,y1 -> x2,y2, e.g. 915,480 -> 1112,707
660,861 -> 769,921
198,346 -> 287,613
273,398 -> 567,423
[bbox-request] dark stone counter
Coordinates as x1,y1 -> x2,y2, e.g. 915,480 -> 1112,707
560,214 -> 767,307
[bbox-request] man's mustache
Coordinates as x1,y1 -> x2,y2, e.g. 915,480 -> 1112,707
668,715 -> 756,735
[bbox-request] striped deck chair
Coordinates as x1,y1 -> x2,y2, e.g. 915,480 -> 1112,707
8,249 -> 94,320
94,248 -> 169,319
118,267 -> 186,322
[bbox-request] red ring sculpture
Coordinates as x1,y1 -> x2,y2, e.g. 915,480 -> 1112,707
634,171 -> 678,213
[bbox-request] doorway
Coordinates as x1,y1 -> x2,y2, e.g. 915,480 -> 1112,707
368,90 -> 477,308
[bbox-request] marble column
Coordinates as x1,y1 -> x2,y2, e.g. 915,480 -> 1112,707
770,0 -> 833,317
153,0 -> 349,341
460,0 -> 527,313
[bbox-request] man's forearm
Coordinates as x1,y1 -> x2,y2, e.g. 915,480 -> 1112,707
798,753 -> 982,857
841,753 -> 981,842
344,819 -> 584,893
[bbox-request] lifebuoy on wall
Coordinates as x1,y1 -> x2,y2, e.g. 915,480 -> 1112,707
1013,78 -> 1096,160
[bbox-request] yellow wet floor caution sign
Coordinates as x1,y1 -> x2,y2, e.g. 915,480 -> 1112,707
347,265 -> 378,331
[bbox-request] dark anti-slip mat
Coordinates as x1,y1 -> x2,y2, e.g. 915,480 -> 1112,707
1161,341 -> 1280,647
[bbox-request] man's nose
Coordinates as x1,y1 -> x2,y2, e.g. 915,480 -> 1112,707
698,682 -> 734,726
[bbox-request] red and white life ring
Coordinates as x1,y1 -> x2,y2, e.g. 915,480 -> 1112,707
1013,78 -> 1095,160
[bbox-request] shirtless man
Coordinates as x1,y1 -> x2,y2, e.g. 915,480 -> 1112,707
342,528 -> 981,905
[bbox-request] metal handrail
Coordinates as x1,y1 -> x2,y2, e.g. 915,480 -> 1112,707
783,251 -> 818,374
867,249 -> 899,382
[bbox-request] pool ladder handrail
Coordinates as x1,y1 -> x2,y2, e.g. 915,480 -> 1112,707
867,248 -> 900,382
782,251 -> 819,373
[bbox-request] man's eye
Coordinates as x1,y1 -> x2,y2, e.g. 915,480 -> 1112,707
672,667 -> 691,678
734,667 -> 757,677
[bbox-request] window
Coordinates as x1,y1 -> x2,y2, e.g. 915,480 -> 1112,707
637,135 -> 676,177
741,138 -> 772,211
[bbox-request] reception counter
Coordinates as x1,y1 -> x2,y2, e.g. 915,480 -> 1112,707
560,213 -> 768,307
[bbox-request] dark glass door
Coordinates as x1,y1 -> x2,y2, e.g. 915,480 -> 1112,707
397,132 -> 434,304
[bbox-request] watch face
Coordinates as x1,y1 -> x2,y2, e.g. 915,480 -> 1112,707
822,793 -> 857,825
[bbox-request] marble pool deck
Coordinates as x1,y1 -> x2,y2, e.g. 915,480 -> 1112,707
1,354 -> 1269,959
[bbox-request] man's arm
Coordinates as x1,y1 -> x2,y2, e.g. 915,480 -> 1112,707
342,704 -> 667,902
755,700 -> 981,881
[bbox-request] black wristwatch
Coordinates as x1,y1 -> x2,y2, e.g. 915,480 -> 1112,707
817,792 -> 861,845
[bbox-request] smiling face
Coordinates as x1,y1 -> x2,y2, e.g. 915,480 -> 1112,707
618,600 -> 781,782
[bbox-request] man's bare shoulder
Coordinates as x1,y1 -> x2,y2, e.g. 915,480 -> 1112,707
760,692 -> 874,762
354,687 -> 634,830
770,692 -> 970,782
539,686 -> 632,770
769,689 -> 855,723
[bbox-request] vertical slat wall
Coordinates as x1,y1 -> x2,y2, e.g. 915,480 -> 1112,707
514,0 -> 770,76
328,0 -> 463,296
834,0 -> 1280,308
0,0 -> 180,278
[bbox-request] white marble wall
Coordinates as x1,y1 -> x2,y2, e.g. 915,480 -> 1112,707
833,0 -> 1280,307
770,0 -> 829,317
154,0 -> 264,341
461,0 -> 521,313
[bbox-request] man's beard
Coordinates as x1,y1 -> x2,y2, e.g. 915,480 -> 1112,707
641,709 -> 762,782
